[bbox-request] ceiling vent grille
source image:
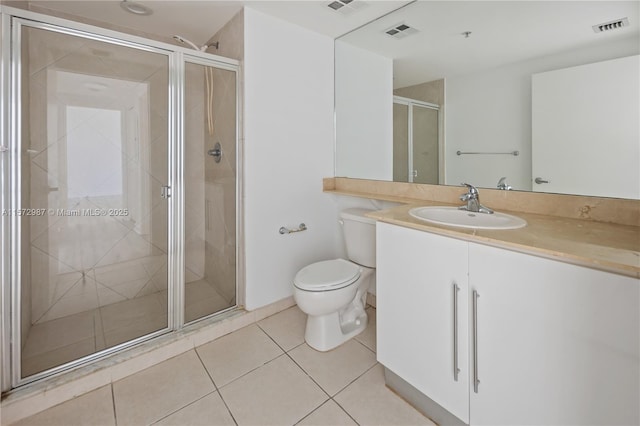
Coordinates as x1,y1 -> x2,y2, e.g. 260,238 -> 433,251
384,23 -> 418,39
327,0 -> 366,16
593,17 -> 629,33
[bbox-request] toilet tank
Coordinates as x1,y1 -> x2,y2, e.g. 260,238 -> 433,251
340,208 -> 376,268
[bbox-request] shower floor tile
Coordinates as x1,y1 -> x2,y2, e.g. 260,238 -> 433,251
12,307 -> 436,426
20,278 -> 233,377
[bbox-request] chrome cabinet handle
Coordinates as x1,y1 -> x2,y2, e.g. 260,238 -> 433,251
473,290 -> 480,393
453,283 -> 460,382
534,177 -> 549,184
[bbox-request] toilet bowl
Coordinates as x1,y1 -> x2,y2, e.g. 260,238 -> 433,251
293,208 -> 376,352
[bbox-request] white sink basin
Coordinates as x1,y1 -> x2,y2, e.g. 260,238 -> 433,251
409,206 -> 527,230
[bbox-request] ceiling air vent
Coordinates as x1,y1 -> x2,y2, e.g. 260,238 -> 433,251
326,0 -> 366,16
384,23 -> 418,39
593,17 -> 629,33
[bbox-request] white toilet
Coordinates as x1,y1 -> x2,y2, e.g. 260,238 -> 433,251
293,208 -> 376,351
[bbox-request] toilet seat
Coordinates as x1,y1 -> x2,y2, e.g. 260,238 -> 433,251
294,259 -> 360,292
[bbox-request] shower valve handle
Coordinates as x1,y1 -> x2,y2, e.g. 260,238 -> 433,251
208,142 -> 222,163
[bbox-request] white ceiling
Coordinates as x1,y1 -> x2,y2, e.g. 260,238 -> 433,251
19,0 -> 411,46
14,1 -> 638,89
340,1 -> 640,88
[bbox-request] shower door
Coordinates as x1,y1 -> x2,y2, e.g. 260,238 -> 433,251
1,10 -> 240,390
8,20 -> 172,383
393,97 -> 440,184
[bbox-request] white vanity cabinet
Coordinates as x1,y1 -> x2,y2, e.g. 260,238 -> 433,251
469,243 -> 639,425
376,222 -> 470,423
377,222 -> 640,425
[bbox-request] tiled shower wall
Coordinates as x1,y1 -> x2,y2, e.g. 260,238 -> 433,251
203,9 -> 243,304
26,27 -> 170,326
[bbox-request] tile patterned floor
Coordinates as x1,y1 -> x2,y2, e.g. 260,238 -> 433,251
12,306 -> 436,426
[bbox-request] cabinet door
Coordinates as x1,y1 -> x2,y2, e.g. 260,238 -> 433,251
469,243 -> 639,425
377,223 -> 470,422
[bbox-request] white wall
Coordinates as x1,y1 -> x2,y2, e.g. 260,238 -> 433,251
243,8 -> 342,310
445,36 -> 639,191
335,40 -> 393,181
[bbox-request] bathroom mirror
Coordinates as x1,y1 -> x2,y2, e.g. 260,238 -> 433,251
335,1 -> 640,199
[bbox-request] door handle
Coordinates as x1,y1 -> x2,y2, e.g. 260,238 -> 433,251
160,185 -> 171,199
453,283 -> 460,382
534,177 -> 549,184
473,290 -> 480,393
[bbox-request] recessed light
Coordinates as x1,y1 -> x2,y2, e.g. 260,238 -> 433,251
120,0 -> 153,16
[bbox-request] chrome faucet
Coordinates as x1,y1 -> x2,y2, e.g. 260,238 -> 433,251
459,183 -> 494,214
497,177 -> 512,190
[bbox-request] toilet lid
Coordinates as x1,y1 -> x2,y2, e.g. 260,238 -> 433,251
294,259 -> 360,292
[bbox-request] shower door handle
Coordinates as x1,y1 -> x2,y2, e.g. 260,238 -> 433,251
161,185 -> 171,199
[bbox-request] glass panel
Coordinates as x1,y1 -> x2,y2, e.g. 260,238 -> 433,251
184,62 -> 236,323
393,102 -> 409,182
19,26 -> 169,377
412,106 -> 439,184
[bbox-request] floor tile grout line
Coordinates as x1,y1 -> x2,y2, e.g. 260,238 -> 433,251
149,389 -> 220,426
331,361 -> 380,400
289,341 -> 306,351
110,383 -> 118,426
193,347 -> 239,426
193,347 -> 219,390
330,396 -> 362,426
353,335 -> 376,355
328,362 -> 382,426
291,397 -> 333,426
255,317 -> 363,426
253,323 -> 333,399
30,272 -> 86,325
199,326 -> 287,391
281,349 -> 333,400
258,308 -> 379,401
255,322 -> 294,354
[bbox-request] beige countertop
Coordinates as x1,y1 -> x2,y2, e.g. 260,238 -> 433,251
367,202 -> 640,278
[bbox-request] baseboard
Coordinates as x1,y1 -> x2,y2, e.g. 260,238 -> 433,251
384,367 -> 466,426
366,292 -> 376,308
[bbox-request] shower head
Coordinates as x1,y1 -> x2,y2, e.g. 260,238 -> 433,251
172,35 -> 218,52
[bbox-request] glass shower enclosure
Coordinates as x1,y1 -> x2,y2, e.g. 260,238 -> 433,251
0,8 -> 239,389
393,96 -> 441,184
